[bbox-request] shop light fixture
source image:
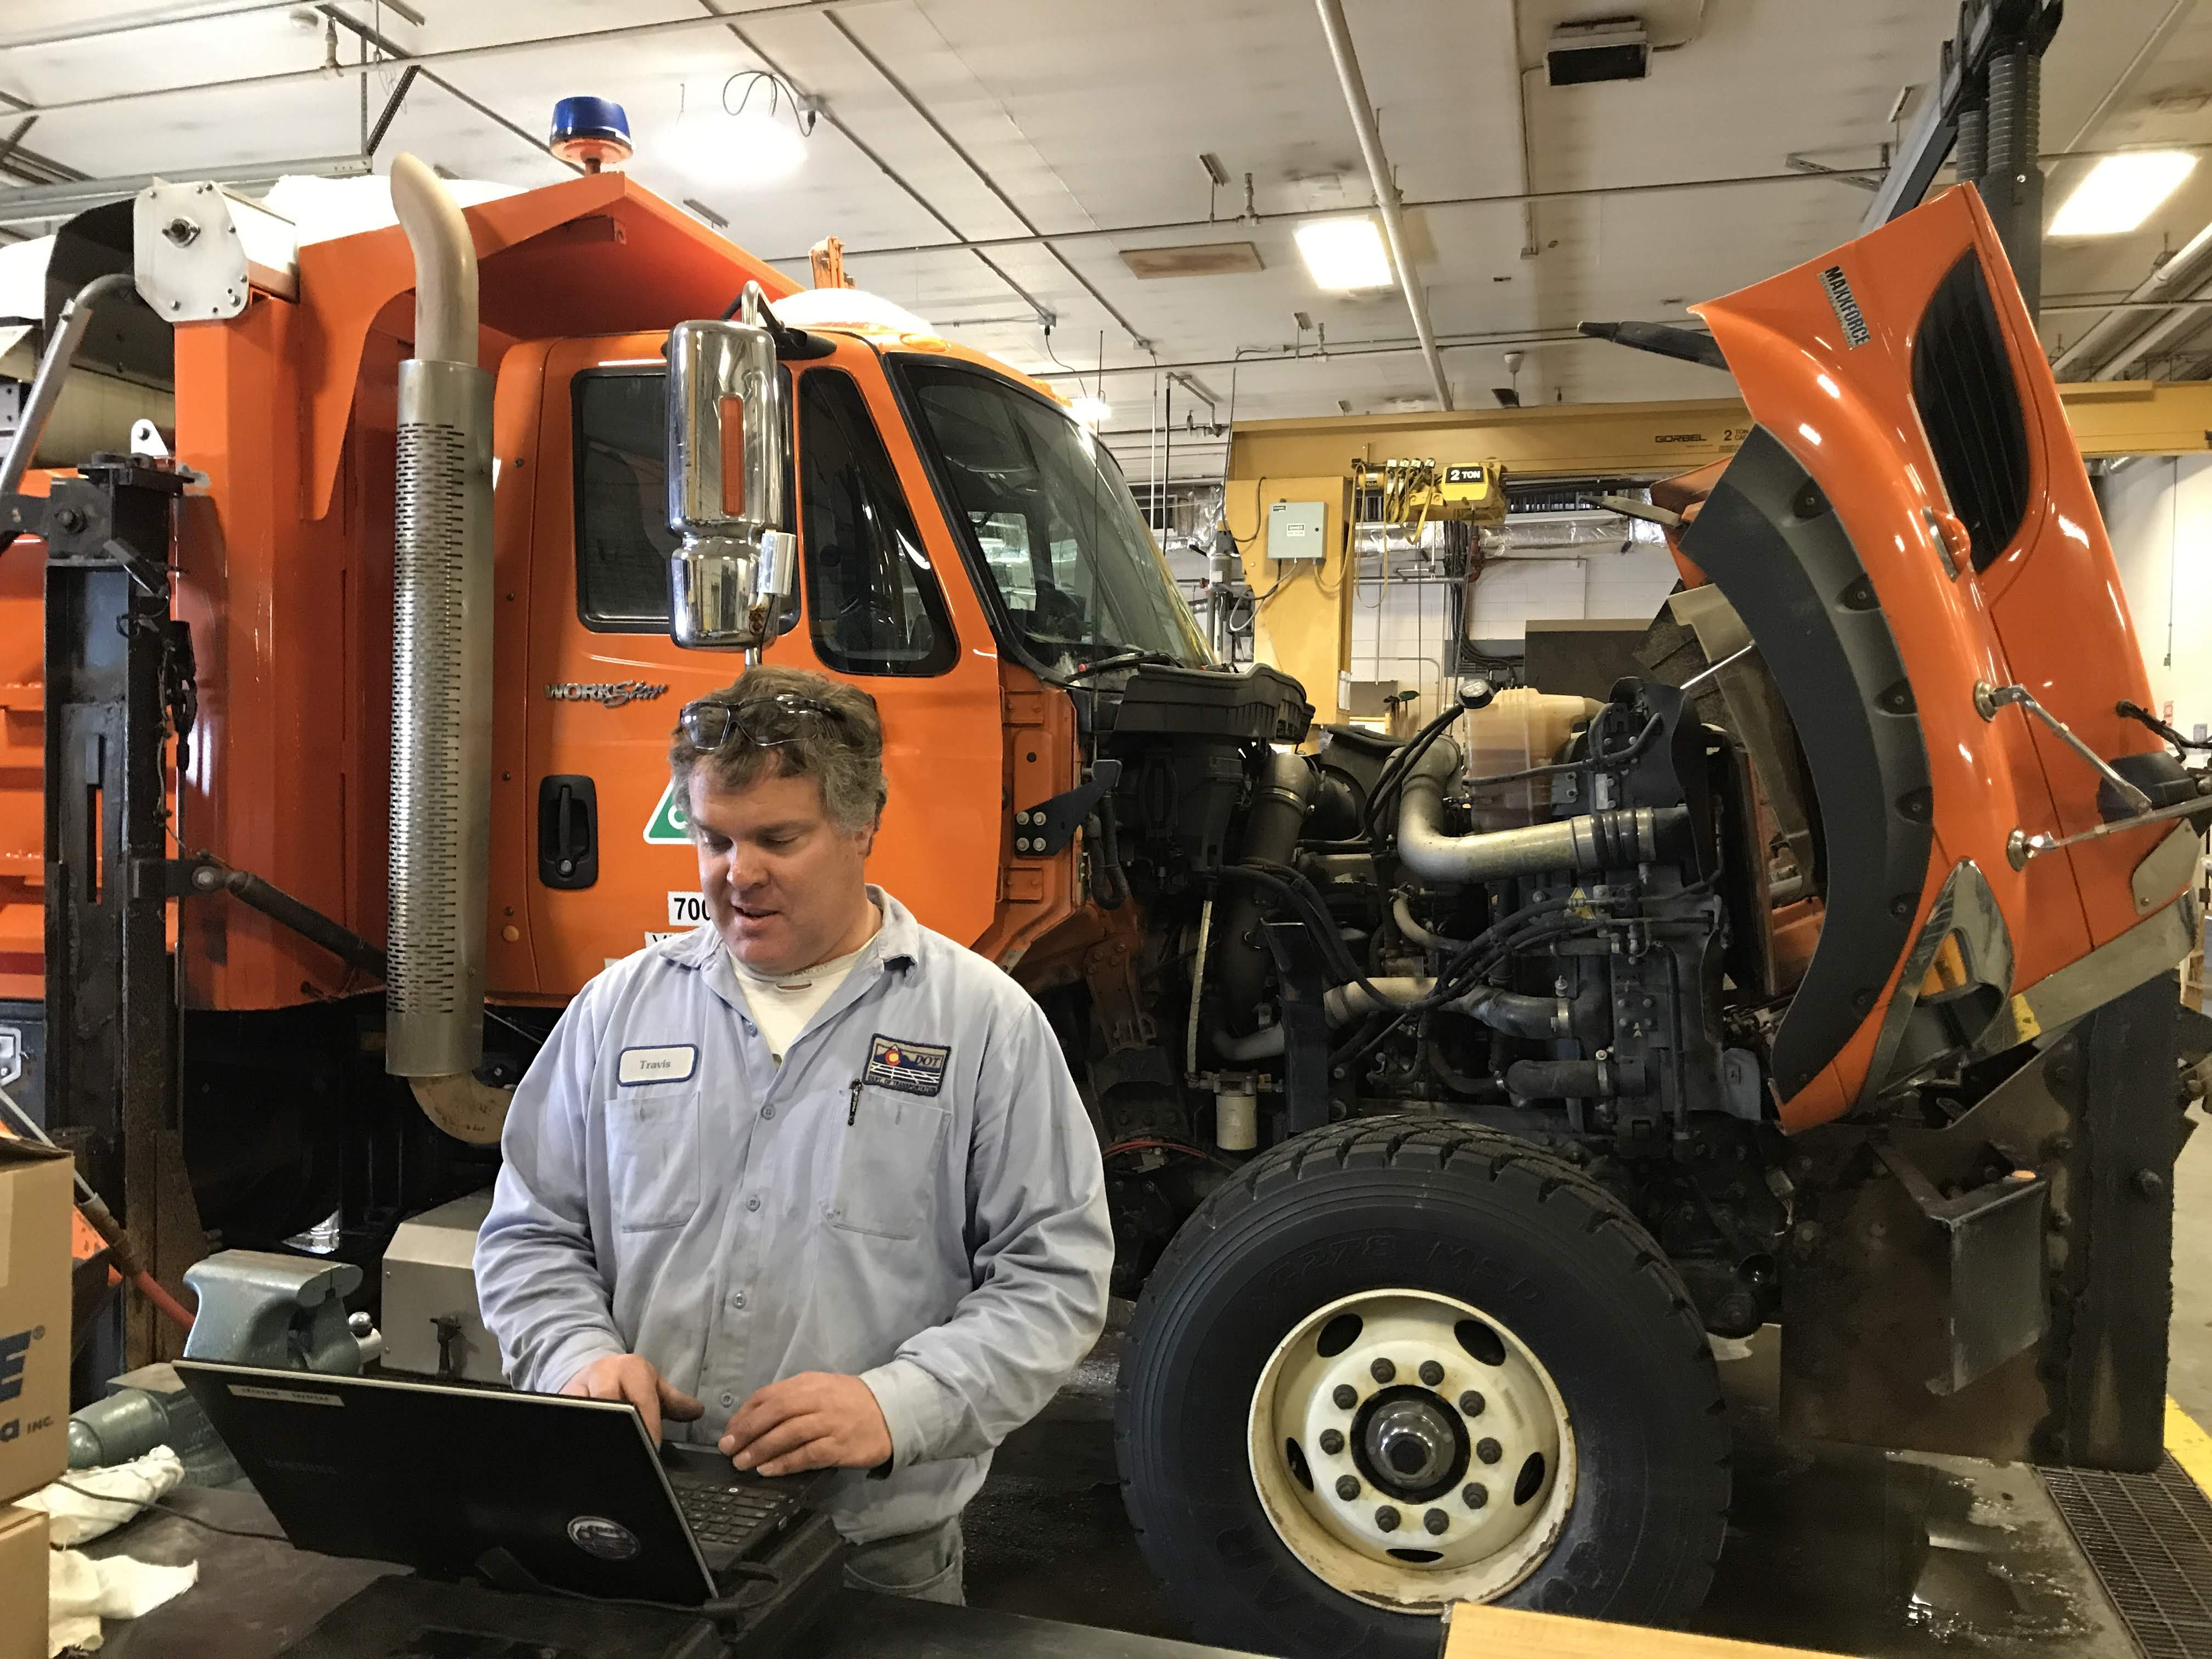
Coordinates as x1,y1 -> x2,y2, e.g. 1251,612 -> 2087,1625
2050,151 -> 2197,237
727,108 -> 806,179
1295,216 -> 1392,290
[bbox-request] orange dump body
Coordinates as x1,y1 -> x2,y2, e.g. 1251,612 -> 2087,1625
1685,185 -> 2181,1130
0,174 -> 1095,1012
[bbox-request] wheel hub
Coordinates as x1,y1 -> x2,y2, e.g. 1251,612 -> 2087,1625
1353,1387 -> 1466,1502
1246,1288 -> 1575,1611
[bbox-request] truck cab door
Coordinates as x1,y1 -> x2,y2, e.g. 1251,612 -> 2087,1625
512,335 -> 749,997
507,333 -> 1002,996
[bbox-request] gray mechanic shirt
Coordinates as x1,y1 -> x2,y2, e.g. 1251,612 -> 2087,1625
475,888 -> 1113,1544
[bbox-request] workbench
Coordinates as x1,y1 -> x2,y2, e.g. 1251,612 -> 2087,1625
86,1486 -> 1255,1659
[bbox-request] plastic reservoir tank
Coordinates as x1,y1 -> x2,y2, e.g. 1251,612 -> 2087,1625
1458,689 -> 1603,831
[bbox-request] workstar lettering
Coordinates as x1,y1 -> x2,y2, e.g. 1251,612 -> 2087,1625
865,1035 -> 950,1096
544,681 -> 670,707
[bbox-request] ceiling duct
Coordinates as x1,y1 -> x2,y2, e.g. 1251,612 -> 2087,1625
1547,18 -> 1651,86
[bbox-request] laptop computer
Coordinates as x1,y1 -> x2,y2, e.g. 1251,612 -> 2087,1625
176,1360 -> 818,1606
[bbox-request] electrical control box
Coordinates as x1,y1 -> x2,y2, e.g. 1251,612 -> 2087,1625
1267,499 -> 1327,561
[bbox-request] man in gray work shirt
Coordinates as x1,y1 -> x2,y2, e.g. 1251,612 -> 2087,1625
476,665 -> 1113,1604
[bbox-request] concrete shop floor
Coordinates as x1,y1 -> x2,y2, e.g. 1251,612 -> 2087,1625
960,1132 -> 2212,1655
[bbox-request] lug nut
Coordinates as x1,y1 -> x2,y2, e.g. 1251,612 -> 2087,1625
1459,1390 -> 1485,1417
1419,1360 -> 1444,1386
1335,1474 -> 1360,1500
1476,1438 -> 1502,1465
1463,1482 -> 1488,1509
1370,1357 -> 1396,1384
1424,1508 -> 1449,1535
1375,1505 -> 1401,1533
1333,1384 -> 1358,1409
1318,1429 -> 1344,1455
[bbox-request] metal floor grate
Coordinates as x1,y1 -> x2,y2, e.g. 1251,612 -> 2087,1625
2042,1455 -> 2212,1658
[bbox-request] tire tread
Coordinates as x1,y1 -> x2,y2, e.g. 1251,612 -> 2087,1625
1116,1114 -> 1730,1651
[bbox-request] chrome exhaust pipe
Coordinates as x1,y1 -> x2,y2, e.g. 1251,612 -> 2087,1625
385,153 -> 500,1140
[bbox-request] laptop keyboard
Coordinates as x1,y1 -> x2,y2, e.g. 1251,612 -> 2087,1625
673,1479 -> 802,1560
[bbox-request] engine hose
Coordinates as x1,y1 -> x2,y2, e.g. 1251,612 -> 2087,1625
1397,737 -> 1690,886
1505,1056 -> 1651,1101
1091,805 -> 1130,910
1217,753 -> 1317,1035
1211,880 -> 1612,1069
1212,1023 -> 1285,1062
1324,976 -> 1596,1041
1423,1015 -> 1508,1100
1392,890 -> 1468,951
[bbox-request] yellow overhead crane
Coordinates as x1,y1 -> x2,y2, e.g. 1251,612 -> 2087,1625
1350,456 -> 1510,533
1227,380 -> 2212,725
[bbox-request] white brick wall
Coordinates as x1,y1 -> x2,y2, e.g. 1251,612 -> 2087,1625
1346,543 -> 1681,709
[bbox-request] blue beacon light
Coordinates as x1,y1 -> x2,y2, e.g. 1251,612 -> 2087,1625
549,97 -> 634,173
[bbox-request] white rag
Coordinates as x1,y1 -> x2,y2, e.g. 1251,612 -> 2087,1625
20,1447 -> 199,1654
46,1550 -> 199,1655
18,1446 -> 185,1547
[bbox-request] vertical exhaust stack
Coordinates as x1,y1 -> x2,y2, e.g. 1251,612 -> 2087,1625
385,153 -> 501,1143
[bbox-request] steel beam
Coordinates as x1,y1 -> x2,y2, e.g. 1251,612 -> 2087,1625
1224,380 -> 2212,487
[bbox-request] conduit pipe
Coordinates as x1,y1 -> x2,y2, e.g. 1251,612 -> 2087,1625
1313,0 -> 1453,410
0,272 -> 136,499
386,152 -> 506,1146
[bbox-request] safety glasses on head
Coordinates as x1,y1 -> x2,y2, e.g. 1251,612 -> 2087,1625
679,692 -> 848,752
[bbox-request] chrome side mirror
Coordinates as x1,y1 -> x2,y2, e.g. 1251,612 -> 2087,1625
666,292 -> 793,653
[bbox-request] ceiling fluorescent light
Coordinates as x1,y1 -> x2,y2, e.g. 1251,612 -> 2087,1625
1070,396 -> 1111,428
2051,151 -> 2197,236
1296,216 -> 1391,291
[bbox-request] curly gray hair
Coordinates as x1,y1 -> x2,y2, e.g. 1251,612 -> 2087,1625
668,665 -> 887,833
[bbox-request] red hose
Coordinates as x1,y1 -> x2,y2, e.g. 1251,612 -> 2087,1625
1102,1137 -> 1242,1171
129,1269 -> 196,1332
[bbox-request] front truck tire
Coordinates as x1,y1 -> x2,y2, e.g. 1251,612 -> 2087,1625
1115,1118 -> 1730,1658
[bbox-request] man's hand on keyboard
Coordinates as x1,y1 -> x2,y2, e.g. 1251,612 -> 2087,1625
718,1372 -> 893,1475
560,1353 -> 704,1446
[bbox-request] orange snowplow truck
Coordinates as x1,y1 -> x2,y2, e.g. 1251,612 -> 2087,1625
3,155 -> 2205,1655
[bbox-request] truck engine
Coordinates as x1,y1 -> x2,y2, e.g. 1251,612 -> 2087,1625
1075,659 -> 1782,1338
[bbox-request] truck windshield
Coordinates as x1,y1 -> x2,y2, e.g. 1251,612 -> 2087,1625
896,359 -> 1209,673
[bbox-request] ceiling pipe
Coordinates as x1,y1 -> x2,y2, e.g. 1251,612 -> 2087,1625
1037,326 -> 1594,383
820,10 -> 1152,352
1312,0 -> 1453,410
9,0 -> 859,120
2055,219 -> 2212,379
1506,2 -> 1541,260
2091,286 -> 2212,379
2062,0 -> 2198,150
0,0 -> 311,50
695,2 -> 1059,332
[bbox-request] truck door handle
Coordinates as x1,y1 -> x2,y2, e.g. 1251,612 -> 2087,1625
537,775 -> 599,889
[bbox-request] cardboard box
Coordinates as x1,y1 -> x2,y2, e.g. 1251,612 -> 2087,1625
0,1137 -> 70,1505
1443,1602 -> 1844,1658
0,1503 -> 46,1659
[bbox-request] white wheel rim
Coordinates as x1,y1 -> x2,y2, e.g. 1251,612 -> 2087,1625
1246,1288 -> 1576,1611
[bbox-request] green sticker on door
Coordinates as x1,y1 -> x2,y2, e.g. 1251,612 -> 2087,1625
643,780 -> 690,844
